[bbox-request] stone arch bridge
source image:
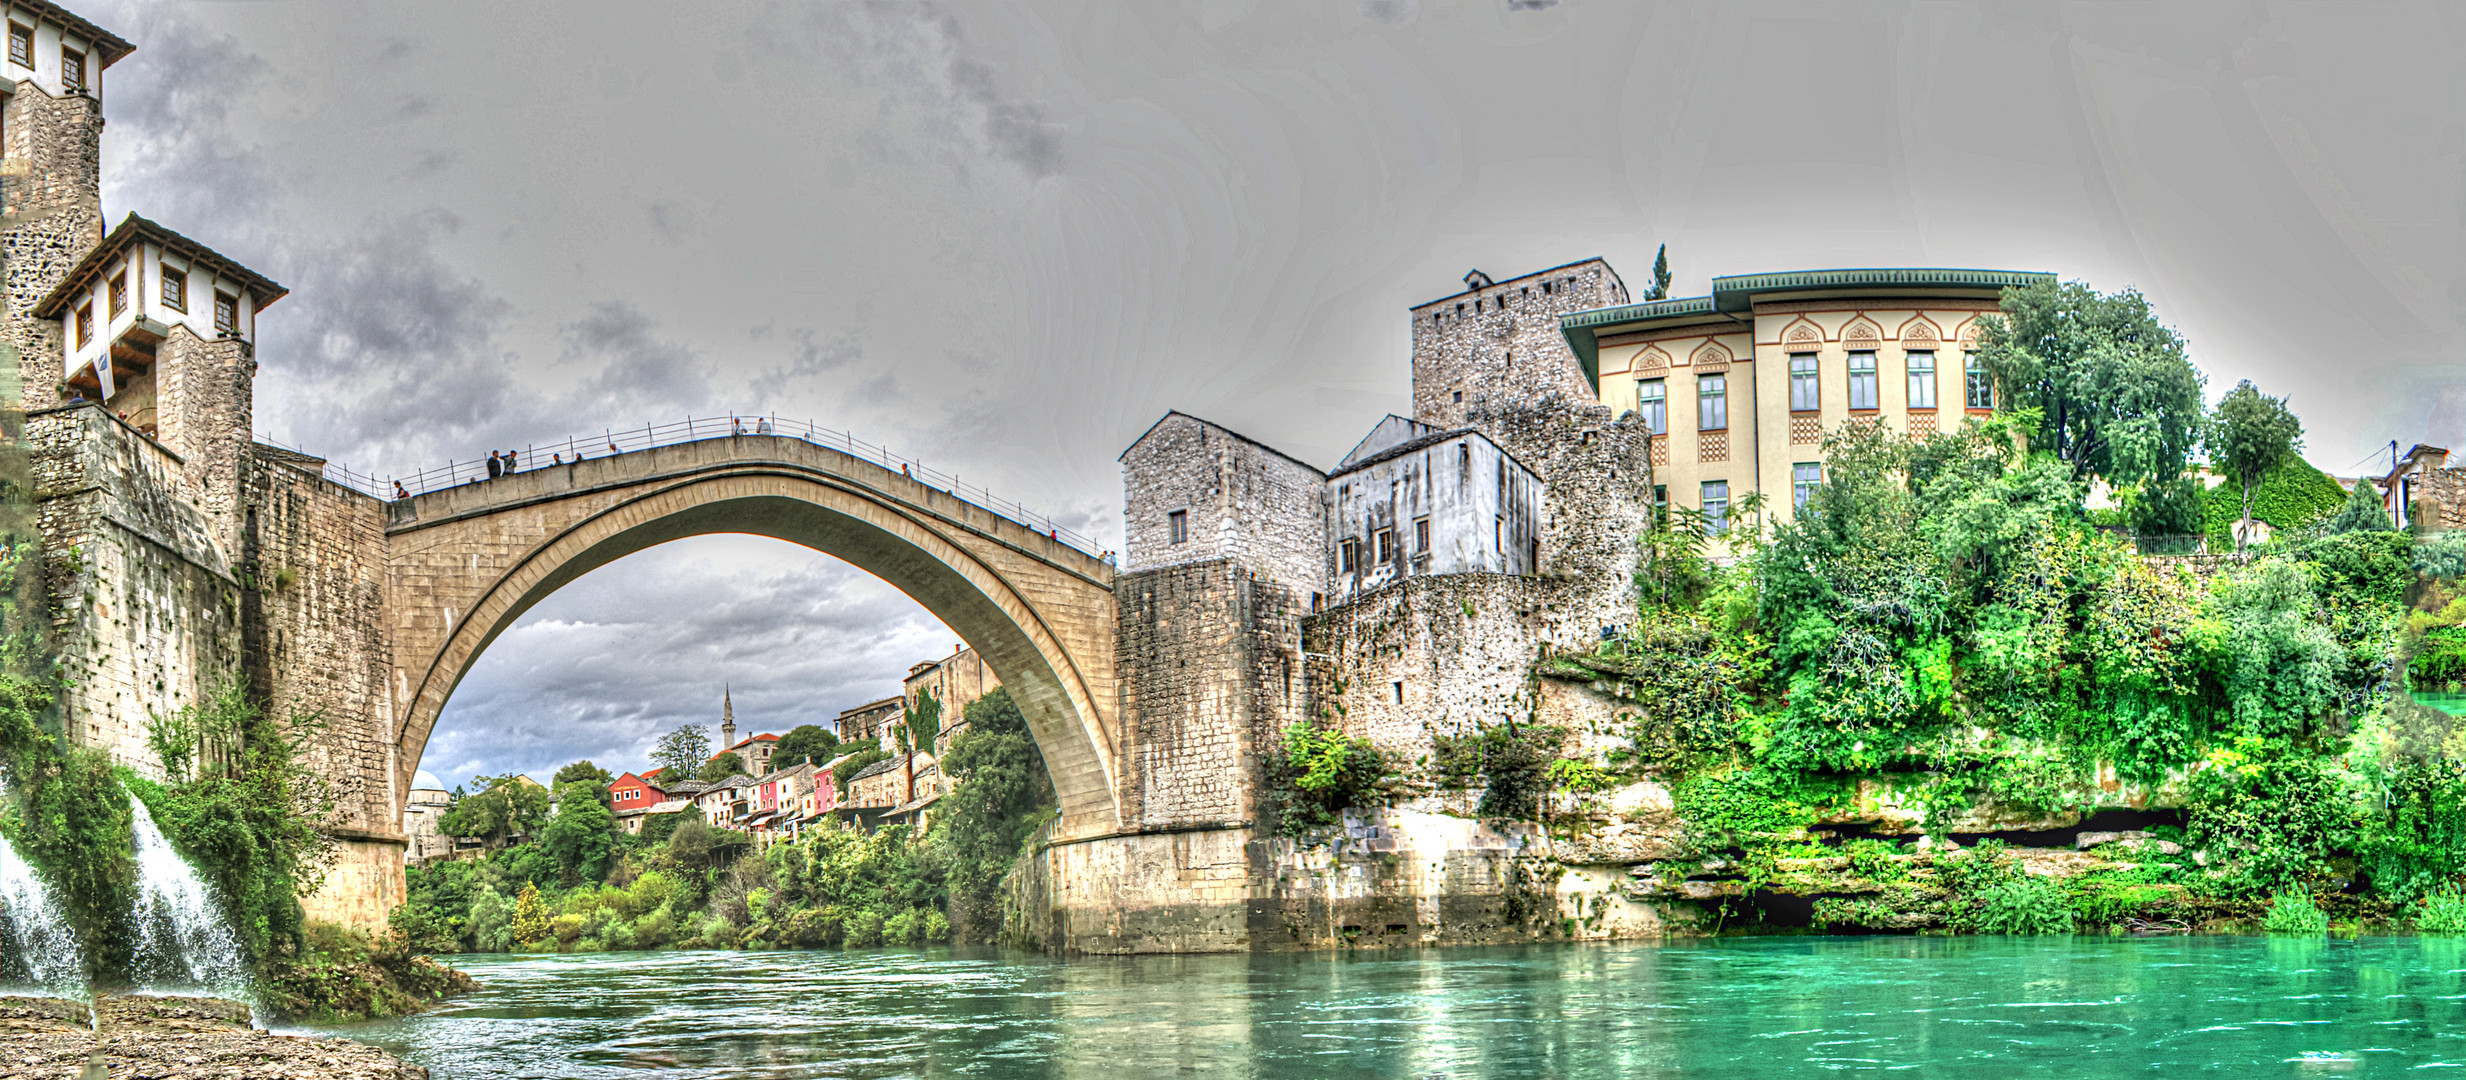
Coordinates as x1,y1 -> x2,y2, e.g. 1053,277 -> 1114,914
381,434 -> 1122,840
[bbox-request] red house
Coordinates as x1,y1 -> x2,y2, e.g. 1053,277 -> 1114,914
610,771 -> 667,811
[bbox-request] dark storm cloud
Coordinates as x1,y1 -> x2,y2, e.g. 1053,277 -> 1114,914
252,212 -> 516,463
91,3 -> 274,229
559,301 -> 718,417
753,1 -> 1065,180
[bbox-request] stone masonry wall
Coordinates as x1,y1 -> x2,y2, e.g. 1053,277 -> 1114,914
153,329 -> 254,557
2416,467 -> 2466,532
28,403 -> 239,769
1115,559 -> 1308,830
243,448 -> 396,838
1411,260 -> 1627,431
1303,572 -> 1615,772
2,80 -> 104,414
1470,397 -> 1652,602
1121,412 -> 1328,600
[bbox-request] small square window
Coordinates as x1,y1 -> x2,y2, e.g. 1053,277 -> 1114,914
1167,509 -> 1187,545
214,292 -> 238,336
1451,390 -> 1462,403
1413,517 -> 1429,553
7,25 -> 30,69
108,272 -> 126,317
161,267 -> 186,312
60,48 -> 82,91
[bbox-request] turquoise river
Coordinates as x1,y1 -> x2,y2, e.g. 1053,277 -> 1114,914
302,935 -> 2466,1078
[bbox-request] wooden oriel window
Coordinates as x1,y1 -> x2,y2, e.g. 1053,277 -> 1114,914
214,292 -> 238,336
74,303 -> 91,350
107,271 -> 126,317
60,48 -> 81,90
161,267 -> 186,312
7,25 -> 30,69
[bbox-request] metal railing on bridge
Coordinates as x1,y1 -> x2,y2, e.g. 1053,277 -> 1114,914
381,415 -> 1111,562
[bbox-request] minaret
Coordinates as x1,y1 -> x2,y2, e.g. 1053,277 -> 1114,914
721,685 -> 736,748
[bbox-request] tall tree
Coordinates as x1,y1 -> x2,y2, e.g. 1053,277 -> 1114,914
1975,279 -> 2206,528
539,779 -> 620,885
2211,379 -> 2304,553
772,724 -> 840,769
899,689 -> 942,804
650,724 -> 710,781
696,750 -> 747,782
438,774 -> 550,846
552,759 -> 613,794
1647,244 -> 1672,301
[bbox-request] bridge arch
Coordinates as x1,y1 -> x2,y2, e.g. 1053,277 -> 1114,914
383,437 -> 1120,837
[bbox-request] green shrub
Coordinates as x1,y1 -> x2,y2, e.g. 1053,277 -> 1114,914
2070,881 -> 2182,927
1963,875 -> 2075,935
883,908 -> 923,945
2417,889 -> 2466,934
844,909 -> 886,948
1263,719 -> 1392,834
1671,768 -> 1834,843
1843,838 -> 1907,882
466,887 -> 513,953
2204,456 -> 2348,550
2262,890 -> 2330,935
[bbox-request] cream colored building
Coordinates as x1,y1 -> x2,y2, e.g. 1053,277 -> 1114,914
904,643 -> 999,752
1559,268 -> 2051,534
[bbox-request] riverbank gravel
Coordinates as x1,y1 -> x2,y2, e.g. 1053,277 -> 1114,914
0,993 -> 424,1079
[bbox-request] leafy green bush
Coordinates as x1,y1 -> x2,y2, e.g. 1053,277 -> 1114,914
2262,890 -> 2330,935
1263,719 -> 1392,833
2186,736 -> 2351,895
2203,456 -> 2349,551
2417,888 -> 2466,934
1671,768 -> 1836,843
1963,875 -> 2076,935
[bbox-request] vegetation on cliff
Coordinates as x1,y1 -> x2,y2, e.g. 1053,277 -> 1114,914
1550,399 -> 2464,933
390,687 -> 1054,953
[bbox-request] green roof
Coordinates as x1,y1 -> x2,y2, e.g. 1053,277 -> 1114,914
1558,267 -> 2054,392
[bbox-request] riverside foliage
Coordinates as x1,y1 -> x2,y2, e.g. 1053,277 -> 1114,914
390,687 -> 1055,953
1557,401 -> 2465,929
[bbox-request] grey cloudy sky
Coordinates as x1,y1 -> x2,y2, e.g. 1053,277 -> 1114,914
84,0 -> 2466,784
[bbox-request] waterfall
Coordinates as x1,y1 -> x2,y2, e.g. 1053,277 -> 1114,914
128,797 -> 248,996
0,831 -> 81,993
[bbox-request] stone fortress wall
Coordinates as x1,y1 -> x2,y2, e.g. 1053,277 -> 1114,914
1021,254 -> 1668,954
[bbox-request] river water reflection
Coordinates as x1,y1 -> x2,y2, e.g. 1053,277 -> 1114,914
315,935 -> 2466,1078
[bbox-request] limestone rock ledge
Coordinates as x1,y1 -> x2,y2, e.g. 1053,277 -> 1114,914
0,994 -> 424,1079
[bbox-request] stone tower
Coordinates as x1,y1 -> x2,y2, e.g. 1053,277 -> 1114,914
721,686 -> 736,748
0,4 -> 128,412
1409,260 -> 1627,430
